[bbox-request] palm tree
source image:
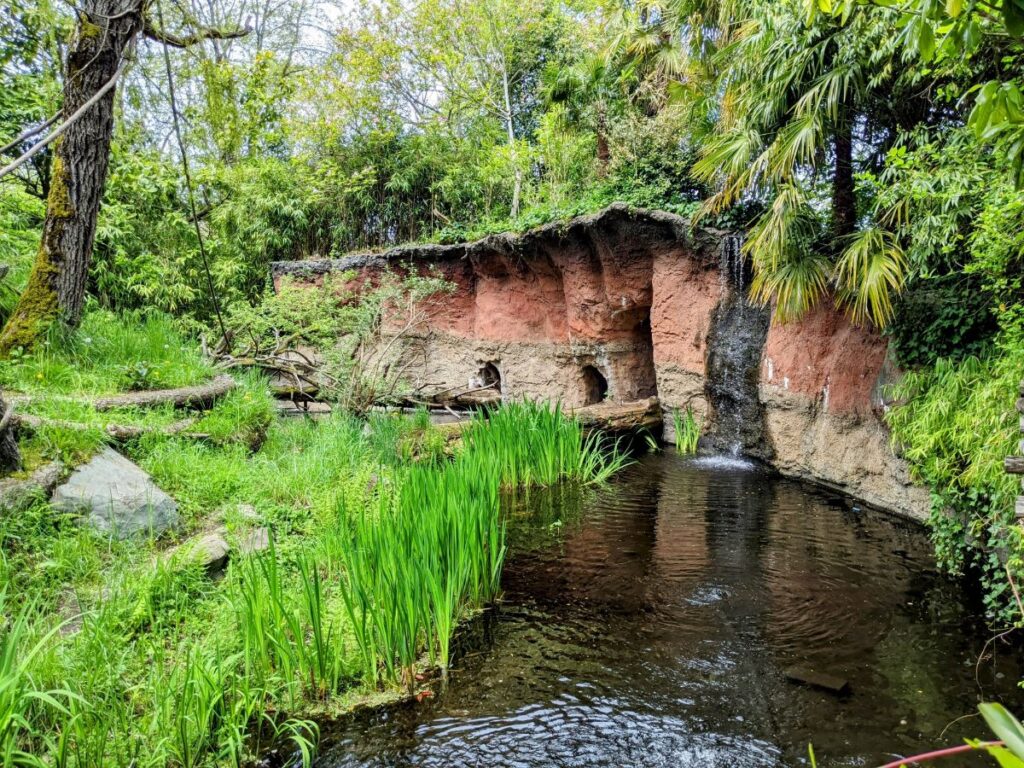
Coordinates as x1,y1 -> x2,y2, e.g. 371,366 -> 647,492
542,54 -> 619,175
690,0 -> 913,325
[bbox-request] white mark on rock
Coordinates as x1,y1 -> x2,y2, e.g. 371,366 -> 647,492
783,376 -> 790,390
766,358 -> 774,381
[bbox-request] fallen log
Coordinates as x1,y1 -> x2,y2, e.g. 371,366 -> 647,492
571,396 -> 662,433
92,375 -> 235,410
10,375 -> 236,412
1007,456 -> 1024,475
13,412 -> 208,441
390,384 -> 502,410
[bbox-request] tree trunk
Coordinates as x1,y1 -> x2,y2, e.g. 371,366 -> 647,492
499,59 -> 522,219
596,104 -> 610,178
0,394 -> 21,475
0,3 -> 141,356
831,109 -> 856,241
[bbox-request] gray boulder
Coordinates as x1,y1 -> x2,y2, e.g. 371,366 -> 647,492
168,529 -> 231,574
51,447 -> 179,538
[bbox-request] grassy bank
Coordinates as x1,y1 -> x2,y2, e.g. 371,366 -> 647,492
0,311 -> 628,768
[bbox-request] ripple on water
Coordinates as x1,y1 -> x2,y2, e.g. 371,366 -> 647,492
315,454 -> 1024,768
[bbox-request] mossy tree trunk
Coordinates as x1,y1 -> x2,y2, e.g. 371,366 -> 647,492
0,2 -> 141,356
0,393 -> 20,474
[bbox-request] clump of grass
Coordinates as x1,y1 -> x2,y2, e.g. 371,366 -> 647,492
0,595 -> 75,768
0,309 -> 213,395
335,458 -> 505,689
462,400 -> 630,487
672,406 -> 701,455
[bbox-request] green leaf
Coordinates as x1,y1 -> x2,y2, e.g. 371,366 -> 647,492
980,703 -> 1024,760
946,0 -> 964,17
1004,0 -> 1024,37
982,745 -> 1024,768
918,20 -> 936,60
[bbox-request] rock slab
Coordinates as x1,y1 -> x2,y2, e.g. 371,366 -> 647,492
0,461 -> 63,513
51,447 -> 179,538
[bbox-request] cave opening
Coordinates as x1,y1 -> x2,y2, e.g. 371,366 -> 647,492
479,362 -> 502,393
581,365 -> 609,405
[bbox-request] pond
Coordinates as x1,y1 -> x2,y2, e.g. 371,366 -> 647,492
316,453 -> 1023,767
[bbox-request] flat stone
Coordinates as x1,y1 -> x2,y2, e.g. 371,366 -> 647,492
237,526 -> 270,556
51,447 -> 179,539
784,666 -> 850,694
175,531 -> 231,573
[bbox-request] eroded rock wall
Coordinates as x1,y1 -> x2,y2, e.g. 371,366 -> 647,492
271,204 -> 930,520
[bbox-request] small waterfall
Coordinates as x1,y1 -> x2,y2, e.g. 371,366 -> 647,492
703,235 -> 773,460
720,233 -> 745,293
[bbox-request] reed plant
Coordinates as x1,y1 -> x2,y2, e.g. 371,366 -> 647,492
462,400 -> 629,487
673,406 -> 701,454
335,400 -> 626,690
336,459 -> 505,689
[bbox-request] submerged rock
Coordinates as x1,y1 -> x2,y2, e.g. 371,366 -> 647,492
51,447 -> 179,538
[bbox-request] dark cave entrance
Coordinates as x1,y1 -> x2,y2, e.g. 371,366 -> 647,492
479,362 -> 502,393
581,365 -> 609,405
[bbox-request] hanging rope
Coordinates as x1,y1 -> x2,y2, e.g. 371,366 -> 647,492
154,0 -> 229,345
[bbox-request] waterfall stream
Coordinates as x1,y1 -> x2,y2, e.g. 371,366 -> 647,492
703,235 -> 772,459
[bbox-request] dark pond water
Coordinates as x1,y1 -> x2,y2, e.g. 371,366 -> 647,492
317,454 -> 1023,768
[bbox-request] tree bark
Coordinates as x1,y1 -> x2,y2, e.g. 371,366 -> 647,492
500,57 -> 522,219
596,105 -> 610,178
0,393 -> 22,475
0,2 -> 141,356
831,109 -> 856,241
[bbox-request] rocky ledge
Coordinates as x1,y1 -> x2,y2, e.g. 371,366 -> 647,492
271,205 -> 931,521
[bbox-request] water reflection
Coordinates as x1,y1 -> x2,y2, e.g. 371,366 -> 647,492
317,454 -> 1023,767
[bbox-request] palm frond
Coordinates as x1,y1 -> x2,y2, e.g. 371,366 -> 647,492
834,226 -> 908,327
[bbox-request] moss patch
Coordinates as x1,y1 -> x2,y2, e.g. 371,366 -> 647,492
0,153 -> 71,356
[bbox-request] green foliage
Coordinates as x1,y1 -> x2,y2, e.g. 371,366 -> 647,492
979,703 -> 1024,767
886,343 -> 1024,621
886,275 -> 997,369
0,309 -> 212,395
672,406 -> 701,455
0,382 -> 631,766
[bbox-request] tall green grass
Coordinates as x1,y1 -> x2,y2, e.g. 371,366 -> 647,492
1,396 -> 629,765
463,401 -> 630,487
672,406 -> 701,455
0,310 -> 213,395
335,458 -> 505,688
333,400 -> 626,689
